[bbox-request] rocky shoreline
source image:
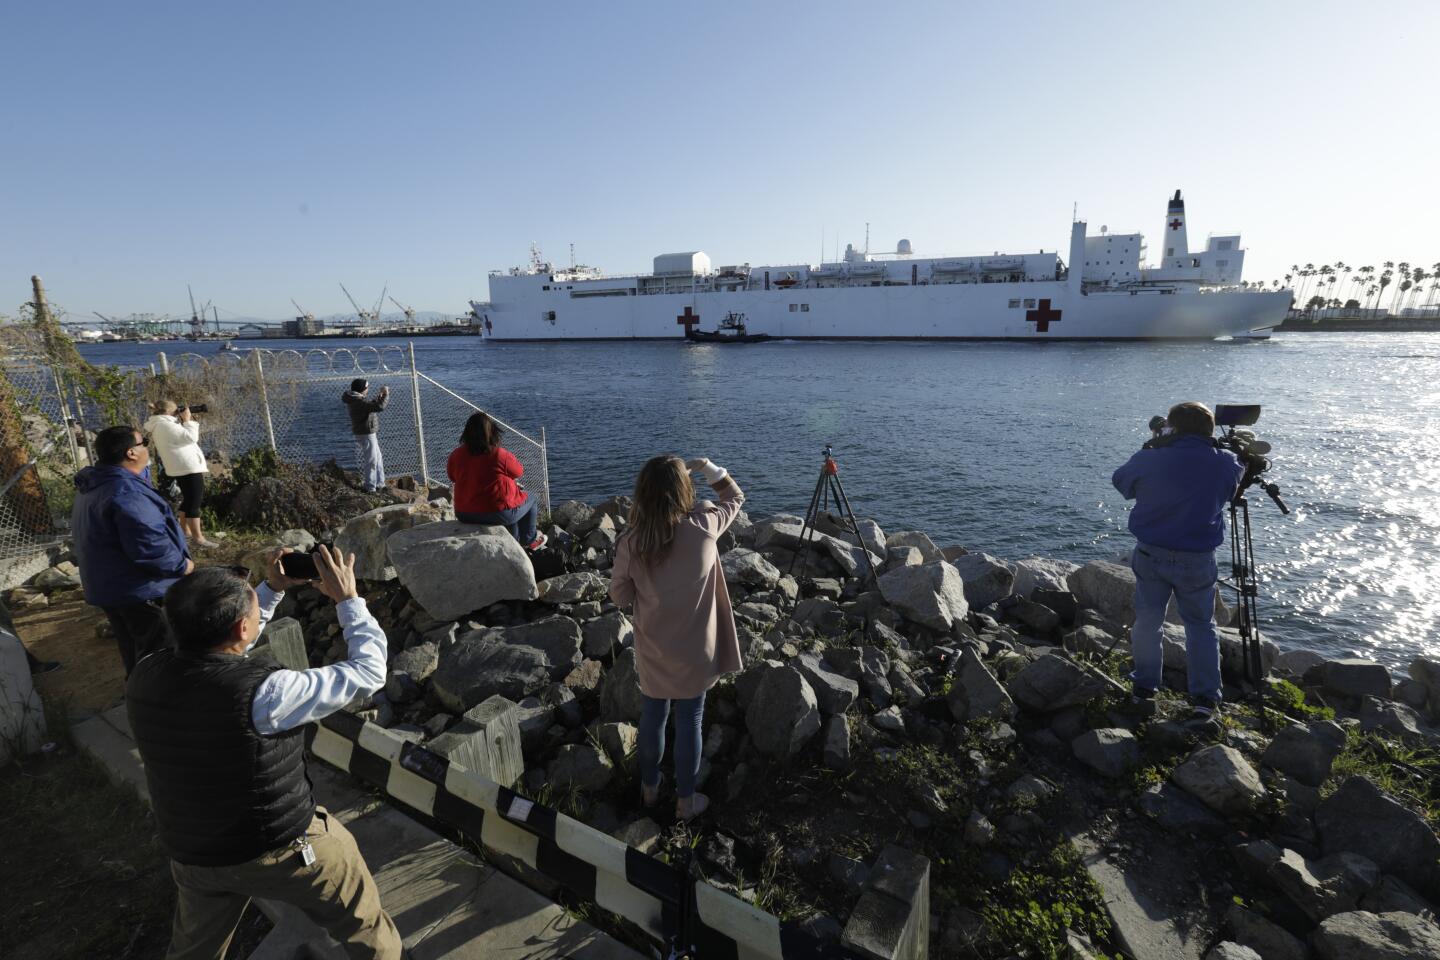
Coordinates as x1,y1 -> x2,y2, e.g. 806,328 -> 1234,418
11,481 -> 1440,959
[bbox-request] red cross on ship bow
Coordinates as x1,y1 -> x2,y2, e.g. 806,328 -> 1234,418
1025,299 -> 1062,333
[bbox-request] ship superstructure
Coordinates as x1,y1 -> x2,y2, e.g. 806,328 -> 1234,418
469,191 -> 1288,341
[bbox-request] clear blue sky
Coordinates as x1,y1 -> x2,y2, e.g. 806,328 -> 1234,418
4,0 -> 1436,321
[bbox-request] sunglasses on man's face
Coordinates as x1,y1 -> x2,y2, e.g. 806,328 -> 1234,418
130,437 -> 150,449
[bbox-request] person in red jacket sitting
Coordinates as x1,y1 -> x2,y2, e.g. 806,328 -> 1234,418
447,411 -> 547,551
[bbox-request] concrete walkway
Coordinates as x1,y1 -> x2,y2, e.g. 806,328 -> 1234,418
74,704 -> 646,960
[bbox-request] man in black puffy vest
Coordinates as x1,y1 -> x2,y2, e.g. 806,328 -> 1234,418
127,545 -> 401,959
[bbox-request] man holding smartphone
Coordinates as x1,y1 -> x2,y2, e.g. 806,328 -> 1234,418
342,378 -> 389,493
126,545 -> 401,959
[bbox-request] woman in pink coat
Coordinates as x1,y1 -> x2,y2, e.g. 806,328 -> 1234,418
609,455 -> 744,821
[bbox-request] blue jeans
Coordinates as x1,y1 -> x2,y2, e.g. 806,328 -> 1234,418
457,493 -> 538,545
639,692 -> 705,799
1130,544 -> 1223,703
353,433 -> 385,492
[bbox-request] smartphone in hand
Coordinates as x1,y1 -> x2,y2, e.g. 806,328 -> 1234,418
279,551 -> 321,580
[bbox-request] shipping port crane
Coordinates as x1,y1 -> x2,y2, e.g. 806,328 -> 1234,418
388,295 -> 417,325
291,299 -> 315,324
185,285 -> 219,339
339,282 -> 386,327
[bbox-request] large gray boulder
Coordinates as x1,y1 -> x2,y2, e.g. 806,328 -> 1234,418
811,512 -> 886,558
946,648 -> 1015,722
1012,557 -> 1080,599
793,654 -> 859,716
1410,657 -> 1440,719
1269,848 -> 1381,921
537,572 -> 608,604
1006,653 -> 1116,712
1316,777 -> 1440,902
1171,744 -> 1267,816
430,632 -> 551,713
1276,648 -> 1328,677
950,553 -> 1016,608
884,531 -> 944,564
333,501 -> 448,580
720,548 -> 782,589
599,647 -> 644,723
385,640 -> 439,703
821,715 -> 851,770
503,616 -> 583,677
1260,720 -> 1347,787
388,521 -> 537,620
1072,728 -> 1140,779
581,610 -> 633,659
1320,659 -> 1393,702
426,695 -> 524,787
745,665 -> 821,758
547,743 -> 614,792
1204,945 -> 1260,960
1067,560 -> 1135,625
1224,903 -> 1308,960
1313,911 -> 1440,960
876,561 -> 969,632
552,500 -> 594,531
1360,696 -> 1427,738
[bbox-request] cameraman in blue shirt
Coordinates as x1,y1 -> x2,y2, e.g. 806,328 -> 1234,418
1112,402 -> 1245,721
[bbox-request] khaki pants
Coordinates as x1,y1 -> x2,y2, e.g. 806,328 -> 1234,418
165,806 -> 402,960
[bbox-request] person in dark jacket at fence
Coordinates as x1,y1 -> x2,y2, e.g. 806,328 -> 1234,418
71,425 -> 193,674
127,545 -> 401,959
342,378 -> 389,493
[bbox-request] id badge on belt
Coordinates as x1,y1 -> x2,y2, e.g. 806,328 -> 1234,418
293,836 -> 316,867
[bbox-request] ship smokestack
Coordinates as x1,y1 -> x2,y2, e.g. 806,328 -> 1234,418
1163,189 -> 1189,269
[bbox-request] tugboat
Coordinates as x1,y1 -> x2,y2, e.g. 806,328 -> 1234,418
684,312 -> 771,344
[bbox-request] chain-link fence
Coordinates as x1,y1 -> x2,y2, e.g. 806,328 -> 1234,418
0,342 -> 549,580
0,359 -> 83,577
151,345 -> 549,515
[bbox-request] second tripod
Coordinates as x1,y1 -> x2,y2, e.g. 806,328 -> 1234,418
789,445 -> 878,586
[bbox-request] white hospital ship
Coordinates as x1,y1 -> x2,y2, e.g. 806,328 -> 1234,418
469,191 -> 1288,341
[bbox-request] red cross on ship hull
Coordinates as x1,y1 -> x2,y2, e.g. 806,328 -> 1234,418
676,307 -> 699,334
1025,299 -> 1062,333
1169,218 -> 1183,230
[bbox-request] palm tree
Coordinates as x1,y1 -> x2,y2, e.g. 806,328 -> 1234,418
1408,268 -> 1429,310
1390,262 -> 1411,314
1375,271 -> 1394,316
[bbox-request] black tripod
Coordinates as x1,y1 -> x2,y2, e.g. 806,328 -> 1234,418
1226,476 -> 1288,727
790,445 -> 878,587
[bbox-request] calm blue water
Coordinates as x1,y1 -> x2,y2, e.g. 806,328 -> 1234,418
82,333 -> 1440,668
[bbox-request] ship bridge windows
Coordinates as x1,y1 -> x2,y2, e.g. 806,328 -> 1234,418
1216,260 -> 1229,268
1218,240 -> 1233,251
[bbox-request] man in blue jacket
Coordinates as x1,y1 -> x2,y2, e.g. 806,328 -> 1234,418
72,425 -> 193,674
1112,402 -> 1244,720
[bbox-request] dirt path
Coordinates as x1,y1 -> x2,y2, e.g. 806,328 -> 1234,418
14,590 -> 126,718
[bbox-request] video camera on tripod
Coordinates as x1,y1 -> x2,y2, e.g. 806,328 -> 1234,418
1147,404 -> 1287,514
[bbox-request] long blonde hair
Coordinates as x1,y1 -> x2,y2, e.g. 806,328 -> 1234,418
627,455 -> 694,566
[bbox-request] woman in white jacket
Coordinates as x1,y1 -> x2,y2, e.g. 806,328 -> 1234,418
143,400 -> 213,547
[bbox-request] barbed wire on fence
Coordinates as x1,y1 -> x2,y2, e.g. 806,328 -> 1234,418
1,342 -> 552,573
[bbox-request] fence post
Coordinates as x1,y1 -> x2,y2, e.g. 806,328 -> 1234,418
252,350 -> 278,452
539,426 -> 551,517
408,342 -> 429,485
69,383 -> 96,468
50,366 -> 81,471
158,352 -> 170,375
